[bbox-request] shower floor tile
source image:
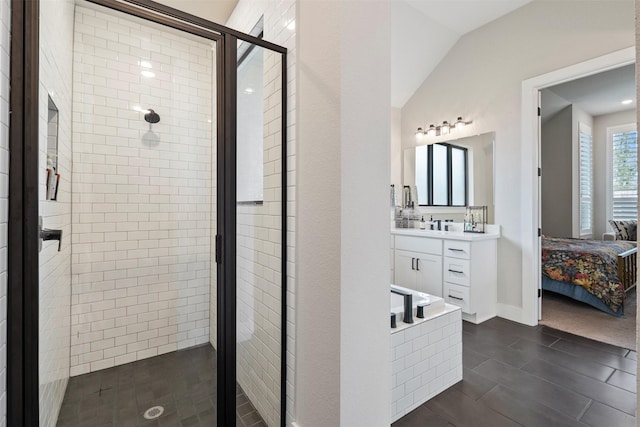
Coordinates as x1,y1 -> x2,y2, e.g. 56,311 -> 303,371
56,344 -> 266,427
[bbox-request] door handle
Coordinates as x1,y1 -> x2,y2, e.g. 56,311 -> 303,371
448,269 -> 464,274
411,257 -> 415,270
416,258 -> 420,271
448,295 -> 464,301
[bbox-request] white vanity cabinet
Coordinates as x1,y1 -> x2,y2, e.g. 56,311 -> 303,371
393,235 -> 443,297
392,227 -> 499,324
442,238 -> 497,324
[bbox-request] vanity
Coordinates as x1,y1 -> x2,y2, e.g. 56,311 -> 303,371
391,225 -> 500,324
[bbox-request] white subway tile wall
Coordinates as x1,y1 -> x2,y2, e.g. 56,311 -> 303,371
390,309 -> 463,422
70,6 -> 214,376
39,0 -> 75,425
0,0 -> 8,425
226,2 -> 296,426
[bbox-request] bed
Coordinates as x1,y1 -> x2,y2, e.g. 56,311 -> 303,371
541,237 -> 637,317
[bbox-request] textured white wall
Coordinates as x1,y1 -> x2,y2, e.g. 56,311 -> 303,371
0,0 -> 8,425
401,0 -> 635,313
38,0 -> 75,425
226,1 -> 295,425
339,2 -> 391,425
296,1 -> 391,425
70,6 -> 214,375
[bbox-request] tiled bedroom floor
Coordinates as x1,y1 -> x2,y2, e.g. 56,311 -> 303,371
56,344 -> 265,427
393,317 -> 637,427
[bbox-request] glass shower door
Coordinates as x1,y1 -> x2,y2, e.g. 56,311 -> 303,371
235,40 -> 286,426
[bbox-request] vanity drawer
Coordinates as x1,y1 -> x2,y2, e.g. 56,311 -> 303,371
444,282 -> 472,314
444,257 -> 470,286
395,235 -> 442,255
444,240 -> 471,259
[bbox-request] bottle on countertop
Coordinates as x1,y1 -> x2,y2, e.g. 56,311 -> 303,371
419,216 -> 426,230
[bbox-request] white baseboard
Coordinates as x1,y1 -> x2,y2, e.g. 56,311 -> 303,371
497,303 -> 528,325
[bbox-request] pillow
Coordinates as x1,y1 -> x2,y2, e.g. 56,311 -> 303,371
608,219 -> 637,241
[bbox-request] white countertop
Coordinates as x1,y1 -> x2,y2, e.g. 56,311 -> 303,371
391,224 -> 500,241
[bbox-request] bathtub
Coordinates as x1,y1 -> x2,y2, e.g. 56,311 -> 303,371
390,284 -> 445,326
390,284 -> 462,422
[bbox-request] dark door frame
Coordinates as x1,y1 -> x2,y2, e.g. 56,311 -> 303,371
7,1 -> 287,426
8,0 -> 40,425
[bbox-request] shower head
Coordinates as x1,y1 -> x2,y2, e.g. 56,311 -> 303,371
144,109 -> 160,124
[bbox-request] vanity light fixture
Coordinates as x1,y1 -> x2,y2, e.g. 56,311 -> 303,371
415,116 -> 472,140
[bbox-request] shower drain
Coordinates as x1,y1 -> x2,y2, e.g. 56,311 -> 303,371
143,406 -> 164,420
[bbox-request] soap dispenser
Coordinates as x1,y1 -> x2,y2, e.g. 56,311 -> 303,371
419,216 -> 426,230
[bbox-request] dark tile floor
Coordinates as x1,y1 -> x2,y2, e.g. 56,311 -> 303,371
393,317 -> 637,427
56,343 -> 265,427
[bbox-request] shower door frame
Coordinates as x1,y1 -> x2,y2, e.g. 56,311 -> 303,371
7,0 -> 288,426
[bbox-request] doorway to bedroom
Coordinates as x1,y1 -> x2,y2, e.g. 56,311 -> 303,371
538,63 -> 637,351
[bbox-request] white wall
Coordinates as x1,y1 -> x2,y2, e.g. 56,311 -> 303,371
296,1 -> 391,426
39,0 -> 74,425
401,0 -> 635,313
0,0 -> 9,425
593,109 -> 637,238
226,1 -> 296,425
70,6 -> 213,375
541,106 -> 572,237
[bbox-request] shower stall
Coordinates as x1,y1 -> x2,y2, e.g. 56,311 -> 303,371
8,0 -> 287,425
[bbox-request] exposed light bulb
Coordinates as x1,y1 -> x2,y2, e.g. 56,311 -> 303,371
441,121 -> 450,135
415,127 -> 424,141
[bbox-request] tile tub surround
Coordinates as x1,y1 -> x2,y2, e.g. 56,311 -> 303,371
391,302 -> 462,422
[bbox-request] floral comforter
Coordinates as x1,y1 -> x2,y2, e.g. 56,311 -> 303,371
541,237 -> 636,313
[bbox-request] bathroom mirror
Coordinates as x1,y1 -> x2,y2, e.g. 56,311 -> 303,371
403,132 -> 495,221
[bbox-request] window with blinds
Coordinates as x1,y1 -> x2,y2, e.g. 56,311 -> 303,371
612,128 -> 638,221
579,123 -> 593,236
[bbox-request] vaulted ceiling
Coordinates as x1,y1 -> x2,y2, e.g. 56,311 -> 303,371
391,0 -> 534,108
